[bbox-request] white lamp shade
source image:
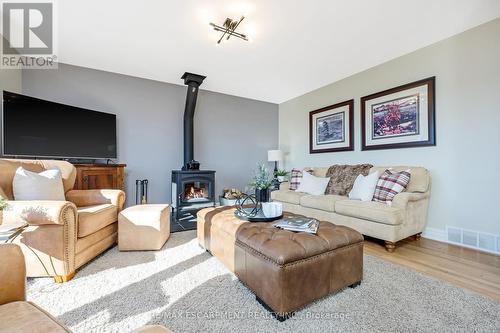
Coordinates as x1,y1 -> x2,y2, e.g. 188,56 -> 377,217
268,150 -> 283,162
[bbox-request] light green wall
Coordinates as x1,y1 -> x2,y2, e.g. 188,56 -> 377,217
279,18 -> 500,234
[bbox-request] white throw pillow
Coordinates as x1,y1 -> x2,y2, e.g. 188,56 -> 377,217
295,171 -> 330,195
349,171 -> 380,202
13,167 -> 65,201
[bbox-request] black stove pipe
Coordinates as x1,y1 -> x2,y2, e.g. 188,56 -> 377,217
181,72 -> 206,170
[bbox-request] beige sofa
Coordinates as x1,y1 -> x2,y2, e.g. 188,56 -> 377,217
271,166 -> 431,252
0,244 -> 170,333
0,159 -> 125,282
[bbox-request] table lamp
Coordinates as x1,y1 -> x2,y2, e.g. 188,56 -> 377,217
268,150 -> 283,188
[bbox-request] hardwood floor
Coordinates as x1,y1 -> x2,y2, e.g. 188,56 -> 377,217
364,237 -> 500,302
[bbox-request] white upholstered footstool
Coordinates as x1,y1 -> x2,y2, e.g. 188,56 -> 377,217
118,204 -> 170,251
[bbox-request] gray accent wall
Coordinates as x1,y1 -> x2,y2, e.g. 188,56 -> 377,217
0,69 -> 22,91
279,18 -> 500,235
21,64 -> 278,206
0,35 -> 23,151
0,67 -> 22,117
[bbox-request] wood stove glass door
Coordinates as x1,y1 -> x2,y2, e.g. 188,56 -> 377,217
181,181 -> 211,203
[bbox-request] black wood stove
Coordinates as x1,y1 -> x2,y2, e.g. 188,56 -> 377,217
171,72 -> 216,225
171,170 -> 215,222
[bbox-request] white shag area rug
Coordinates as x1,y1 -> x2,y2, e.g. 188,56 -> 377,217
27,231 -> 500,333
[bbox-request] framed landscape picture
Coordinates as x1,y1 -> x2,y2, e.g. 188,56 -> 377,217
361,77 -> 435,150
309,99 -> 354,153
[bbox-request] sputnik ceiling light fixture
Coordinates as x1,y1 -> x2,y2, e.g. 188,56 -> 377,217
210,16 -> 248,44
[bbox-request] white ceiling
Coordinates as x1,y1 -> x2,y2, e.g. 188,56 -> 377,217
58,0 -> 500,103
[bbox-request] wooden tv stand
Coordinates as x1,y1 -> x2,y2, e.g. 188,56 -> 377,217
73,163 -> 126,190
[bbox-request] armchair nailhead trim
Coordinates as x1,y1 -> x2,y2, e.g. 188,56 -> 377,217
61,203 -> 77,274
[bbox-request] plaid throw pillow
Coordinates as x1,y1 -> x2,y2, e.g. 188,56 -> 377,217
373,169 -> 411,205
289,168 -> 313,191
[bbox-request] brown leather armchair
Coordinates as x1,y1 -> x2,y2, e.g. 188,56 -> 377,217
0,244 -> 170,333
0,243 -> 73,332
0,159 -> 125,282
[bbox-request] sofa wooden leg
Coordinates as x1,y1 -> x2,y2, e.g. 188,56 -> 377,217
54,272 -> 75,283
384,241 -> 396,253
414,232 -> 422,240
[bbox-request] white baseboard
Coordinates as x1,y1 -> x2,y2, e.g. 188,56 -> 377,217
422,227 -> 500,255
421,227 -> 447,242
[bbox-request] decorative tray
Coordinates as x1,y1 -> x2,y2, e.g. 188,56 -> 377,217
234,208 -> 283,222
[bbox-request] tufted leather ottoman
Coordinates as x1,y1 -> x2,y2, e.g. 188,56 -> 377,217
234,221 -> 363,319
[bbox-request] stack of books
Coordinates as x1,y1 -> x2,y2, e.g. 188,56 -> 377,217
273,217 -> 319,234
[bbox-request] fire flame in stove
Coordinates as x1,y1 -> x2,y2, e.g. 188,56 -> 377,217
184,185 -> 206,200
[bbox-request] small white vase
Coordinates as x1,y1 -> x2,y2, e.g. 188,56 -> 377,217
261,202 -> 283,218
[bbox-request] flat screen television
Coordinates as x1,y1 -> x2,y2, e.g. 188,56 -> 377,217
2,91 -> 117,159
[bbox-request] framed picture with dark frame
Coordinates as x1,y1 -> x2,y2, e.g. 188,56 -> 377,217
361,77 -> 435,150
309,99 -> 354,154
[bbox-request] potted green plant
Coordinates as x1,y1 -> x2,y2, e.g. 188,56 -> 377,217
276,169 -> 289,182
0,198 -> 7,225
249,164 -> 273,202
0,198 -> 7,210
